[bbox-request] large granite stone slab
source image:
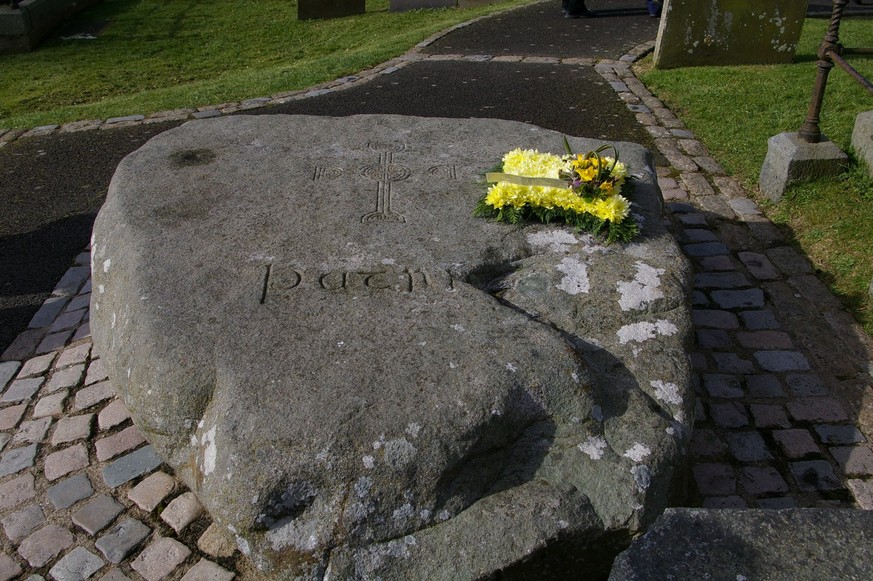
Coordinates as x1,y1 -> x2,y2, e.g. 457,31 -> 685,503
609,508 -> 873,580
91,115 -> 693,579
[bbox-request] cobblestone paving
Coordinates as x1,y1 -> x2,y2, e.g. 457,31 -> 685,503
2,30 -> 873,581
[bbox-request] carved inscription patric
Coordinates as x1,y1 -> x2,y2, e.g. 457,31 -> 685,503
312,141 -> 458,224
260,263 -> 456,303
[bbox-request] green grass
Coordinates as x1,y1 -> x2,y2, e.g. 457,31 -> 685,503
637,17 -> 873,335
0,0 -> 533,128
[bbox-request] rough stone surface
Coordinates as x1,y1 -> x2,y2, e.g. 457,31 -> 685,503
609,508 -> 873,580
91,115 -> 693,578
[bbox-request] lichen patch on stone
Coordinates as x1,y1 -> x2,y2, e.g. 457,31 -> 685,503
526,230 -> 579,253
555,257 -> 590,295
201,425 -> 217,476
617,262 -> 665,311
623,444 -> 651,462
578,436 -> 608,460
617,320 -> 678,345
651,380 -> 682,406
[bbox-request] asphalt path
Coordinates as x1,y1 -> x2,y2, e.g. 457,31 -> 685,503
1,0 -> 869,355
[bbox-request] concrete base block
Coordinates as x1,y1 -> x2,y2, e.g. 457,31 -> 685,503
759,132 -> 848,203
851,110 -> 873,177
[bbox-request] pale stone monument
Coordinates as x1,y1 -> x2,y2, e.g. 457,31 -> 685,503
852,110 -> 873,177
654,0 -> 809,69
91,115 -> 693,578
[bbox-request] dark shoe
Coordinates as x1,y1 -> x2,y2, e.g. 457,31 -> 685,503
647,0 -> 661,17
565,8 -> 596,18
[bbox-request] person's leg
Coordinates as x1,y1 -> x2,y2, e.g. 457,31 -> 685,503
565,0 -> 596,18
647,0 -> 662,17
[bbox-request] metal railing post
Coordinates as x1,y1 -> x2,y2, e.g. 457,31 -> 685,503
798,0 -> 849,143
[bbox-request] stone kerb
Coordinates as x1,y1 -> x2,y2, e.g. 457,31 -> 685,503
90,114 -> 693,578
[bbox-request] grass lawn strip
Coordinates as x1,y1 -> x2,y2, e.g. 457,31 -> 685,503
0,0 -> 536,128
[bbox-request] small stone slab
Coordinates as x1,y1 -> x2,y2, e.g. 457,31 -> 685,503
2,504 -> 46,542
18,524 -> 74,568
0,444 -> 38,478
127,471 -> 176,512
49,547 -> 105,581
47,474 -> 95,509
95,518 -> 152,564
609,508 -> 873,580
0,473 -> 36,510
13,417 -> 52,444
197,523 -> 237,558
98,399 -> 130,430
161,491 -> 204,533
17,354 -> 52,378
130,537 -> 191,581
44,443 -> 89,481
1,361 -> 21,387
72,494 -> 124,535
0,554 -> 22,580
32,390 -> 68,419
52,413 -> 94,445
180,559 -> 234,581
1,378 -> 44,403
92,115 -> 693,578
0,403 -> 27,430
101,445 -> 162,488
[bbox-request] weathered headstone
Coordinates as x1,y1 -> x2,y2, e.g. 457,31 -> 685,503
298,0 -> 365,21
654,0 -> 809,69
609,508 -> 873,580
91,115 -> 693,579
852,110 -> 873,178
390,0 -> 455,12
